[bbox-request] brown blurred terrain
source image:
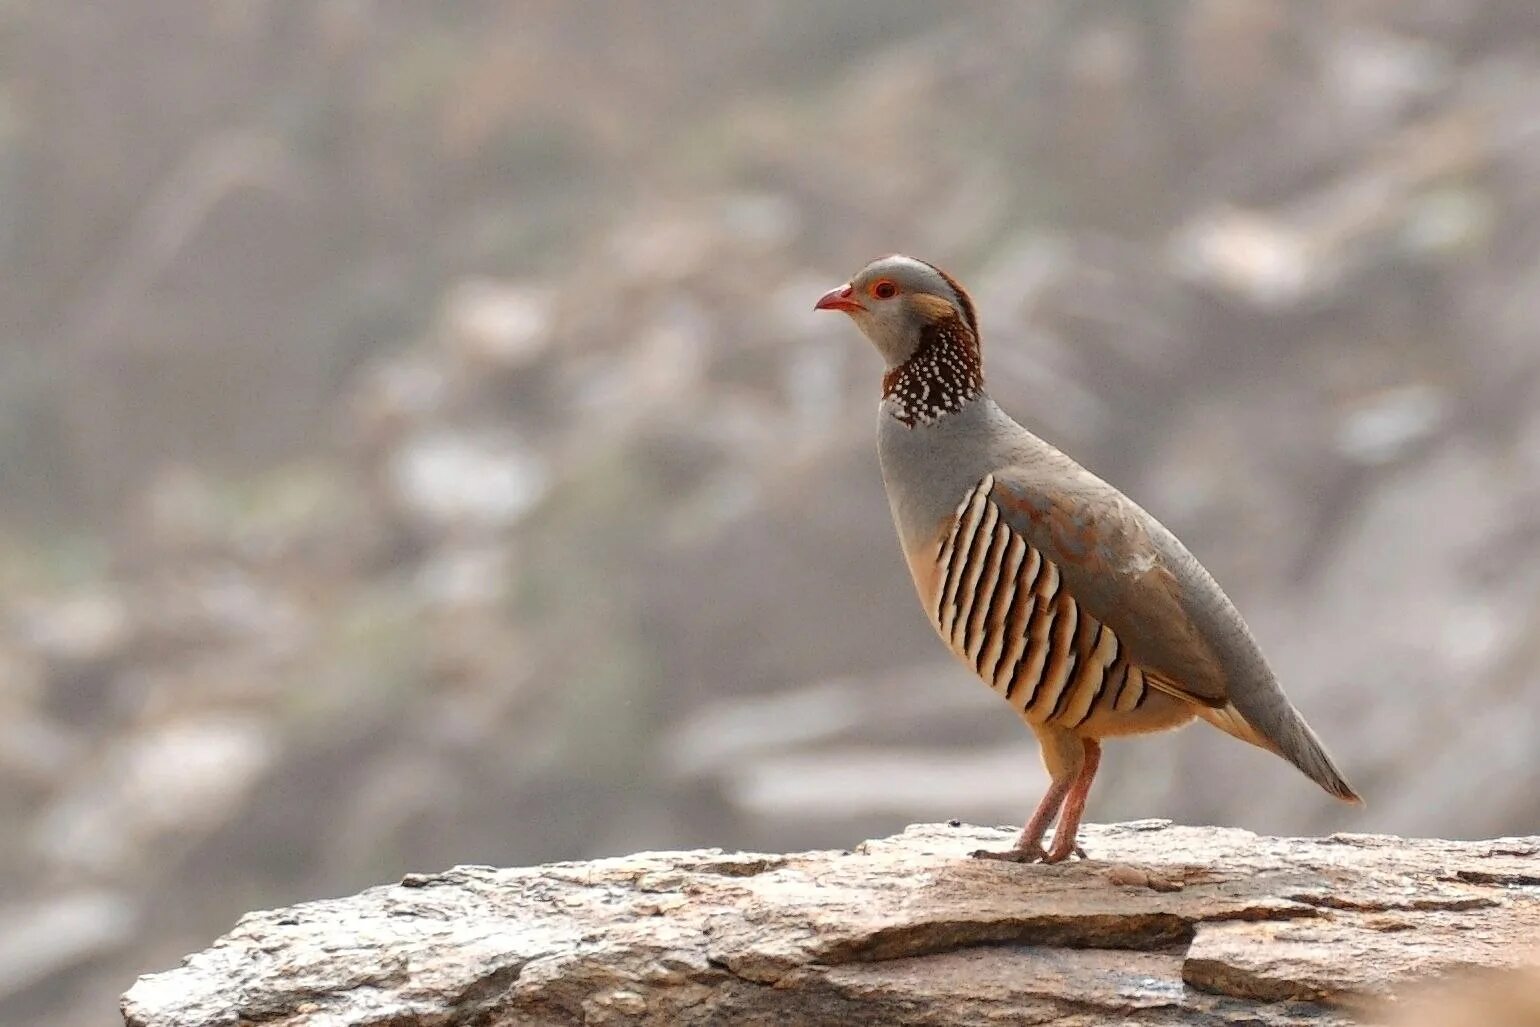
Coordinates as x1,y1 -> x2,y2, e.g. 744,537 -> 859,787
1375,966 -> 1540,1027
2,3 -> 1540,1024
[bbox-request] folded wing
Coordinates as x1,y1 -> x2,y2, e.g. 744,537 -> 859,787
982,464 -> 1233,709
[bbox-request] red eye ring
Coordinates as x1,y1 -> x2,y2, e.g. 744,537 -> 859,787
872,280 -> 898,299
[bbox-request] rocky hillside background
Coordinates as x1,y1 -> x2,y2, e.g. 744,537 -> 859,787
3,2 -> 1540,1024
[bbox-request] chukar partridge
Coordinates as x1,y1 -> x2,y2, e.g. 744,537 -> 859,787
815,255 -> 1358,864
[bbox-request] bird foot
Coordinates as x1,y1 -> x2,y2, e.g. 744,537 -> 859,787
970,840 -> 1086,865
1046,841 -> 1088,863
970,844 -> 1047,864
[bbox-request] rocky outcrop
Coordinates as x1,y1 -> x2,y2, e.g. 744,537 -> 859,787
121,822 -> 1540,1027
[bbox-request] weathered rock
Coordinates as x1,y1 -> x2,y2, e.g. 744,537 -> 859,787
121,822 -> 1540,1027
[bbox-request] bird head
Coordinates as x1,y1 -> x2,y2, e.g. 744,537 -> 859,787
814,254 -> 978,368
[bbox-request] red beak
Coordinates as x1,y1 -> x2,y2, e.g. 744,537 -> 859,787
814,283 -> 864,313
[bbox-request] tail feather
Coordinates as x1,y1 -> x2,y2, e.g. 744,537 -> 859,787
1198,701 -> 1361,804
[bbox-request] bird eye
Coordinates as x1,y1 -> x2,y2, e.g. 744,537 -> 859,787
872,280 -> 898,299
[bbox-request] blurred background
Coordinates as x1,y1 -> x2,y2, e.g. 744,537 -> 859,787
3,1 -> 1540,1022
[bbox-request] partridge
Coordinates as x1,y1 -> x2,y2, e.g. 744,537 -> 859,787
816,255 -> 1358,864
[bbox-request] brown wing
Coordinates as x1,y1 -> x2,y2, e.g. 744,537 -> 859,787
983,465 -> 1231,708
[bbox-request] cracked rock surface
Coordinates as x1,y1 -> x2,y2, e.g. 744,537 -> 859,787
121,822 -> 1540,1027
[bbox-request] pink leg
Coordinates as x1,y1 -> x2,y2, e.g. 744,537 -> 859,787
1044,738 -> 1101,864
970,775 -> 1072,862
972,727 -> 1086,863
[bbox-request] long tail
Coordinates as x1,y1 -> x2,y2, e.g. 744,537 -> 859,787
1197,701 -> 1361,804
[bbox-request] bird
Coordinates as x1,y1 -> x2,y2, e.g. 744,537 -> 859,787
815,254 -> 1359,864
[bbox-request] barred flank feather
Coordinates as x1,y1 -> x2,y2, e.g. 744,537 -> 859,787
930,478 -> 1158,731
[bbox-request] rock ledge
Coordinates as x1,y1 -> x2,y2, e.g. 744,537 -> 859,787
121,822 -> 1540,1026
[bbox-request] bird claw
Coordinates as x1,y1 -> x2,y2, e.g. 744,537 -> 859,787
970,839 -> 1086,865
